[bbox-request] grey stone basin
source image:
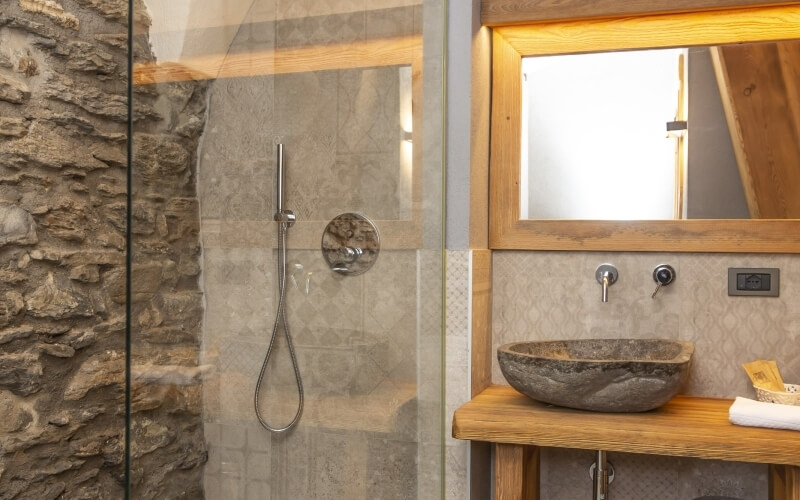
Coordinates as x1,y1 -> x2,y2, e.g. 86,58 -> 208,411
497,339 -> 694,412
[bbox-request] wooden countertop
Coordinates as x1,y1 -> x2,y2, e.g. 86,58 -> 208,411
453,385 -> 800,466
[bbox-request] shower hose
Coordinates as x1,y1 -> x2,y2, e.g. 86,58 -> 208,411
253,213 -> 304,433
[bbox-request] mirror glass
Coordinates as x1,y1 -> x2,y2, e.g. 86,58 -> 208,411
520,40 -> 800,220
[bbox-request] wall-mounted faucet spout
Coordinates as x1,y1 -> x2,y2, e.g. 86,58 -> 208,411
595,264 -> 618,303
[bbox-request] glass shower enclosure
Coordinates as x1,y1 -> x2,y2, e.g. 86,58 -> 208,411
128,1 -> 444,498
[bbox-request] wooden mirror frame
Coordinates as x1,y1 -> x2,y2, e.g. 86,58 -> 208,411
489,3 -> 800,252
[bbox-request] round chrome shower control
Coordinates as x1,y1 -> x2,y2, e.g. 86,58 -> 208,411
321,213 -> 380,276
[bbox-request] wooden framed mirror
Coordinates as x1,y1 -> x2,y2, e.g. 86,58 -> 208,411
489,3 -> 800,252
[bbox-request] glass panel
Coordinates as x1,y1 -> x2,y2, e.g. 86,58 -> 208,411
129,1 -> 444,498
0,2 -> 128,498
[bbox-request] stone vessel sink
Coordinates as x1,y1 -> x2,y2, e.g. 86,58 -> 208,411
498,339 -> 694,412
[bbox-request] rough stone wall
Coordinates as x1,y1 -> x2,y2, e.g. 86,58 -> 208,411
0,0 -> 208,498
127,17 -> 209,500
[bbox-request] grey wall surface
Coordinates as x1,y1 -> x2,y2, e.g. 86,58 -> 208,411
445,0 -> 479,250
687,47 -> 749,219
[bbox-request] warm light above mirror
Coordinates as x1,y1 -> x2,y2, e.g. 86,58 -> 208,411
489,4 -> 800,252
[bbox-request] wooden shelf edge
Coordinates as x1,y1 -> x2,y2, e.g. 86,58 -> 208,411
453,385 -> 800,466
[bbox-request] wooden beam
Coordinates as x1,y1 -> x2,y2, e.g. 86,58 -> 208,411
134,36 -> 422,84
770,464 -> 800,500
712,41 -> 800,219
470,250 -> 493,398
469,249 -> 493,499
469,26 -> 492,249
491,219 -> 800,253
496,5 -> 800,57
488,29 -> 522,248
495,444 -> 540,500
481,0 -> 800,26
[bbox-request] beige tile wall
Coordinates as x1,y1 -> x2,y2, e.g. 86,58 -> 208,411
197,3 -> 444,499
492,251 -> 800,396
492,250 -> 800,500
445,250 -> 471,500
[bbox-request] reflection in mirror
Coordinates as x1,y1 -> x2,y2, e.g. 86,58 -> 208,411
521,41 -> 800,220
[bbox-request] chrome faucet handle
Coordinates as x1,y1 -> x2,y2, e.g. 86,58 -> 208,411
340,246 -> 363,262
651,264 -> 676,299
595,264 -> 618,303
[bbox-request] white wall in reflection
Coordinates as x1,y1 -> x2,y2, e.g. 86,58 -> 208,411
522,49 -> 684,220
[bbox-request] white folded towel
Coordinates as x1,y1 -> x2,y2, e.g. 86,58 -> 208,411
729,396 -> 800,432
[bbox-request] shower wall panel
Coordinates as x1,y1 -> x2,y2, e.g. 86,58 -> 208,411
0,1 -> 132,497
199,24 -> 436,500
133,1 -> 443,499
129,8 -> 212,500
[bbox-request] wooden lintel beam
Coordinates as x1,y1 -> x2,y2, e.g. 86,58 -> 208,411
134,36 -> 422,85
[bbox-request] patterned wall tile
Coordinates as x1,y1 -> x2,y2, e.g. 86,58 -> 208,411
199,52 -> 424,425
540,448 -> 765,500
366,6 -> 417,40
276,12 -> 365,48
199,76 -> 275,221
193,4 -> 443,499
493,250 -> 800,499
366,437 -> 418,498
445,250 -> 470,500
678,254 -> 799,397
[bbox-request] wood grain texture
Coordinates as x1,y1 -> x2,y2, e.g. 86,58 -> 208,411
470,249 -> 493,500
712,41 -> 800,219
490,219 -> 800,252
481,0 -> 800,26
469,26 -> 493,249
488,4 -> 800,252
495,444 -> 540,500
713,44 -> 767,219
495,5 -> 800,57
453,385 -> 800,466
470,250 -> 493,397
488,30 -> 522,249
674,53 -> 688,219
770,464 -> 800,500
134,36 -> 421,84
471,442 -> 492,500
